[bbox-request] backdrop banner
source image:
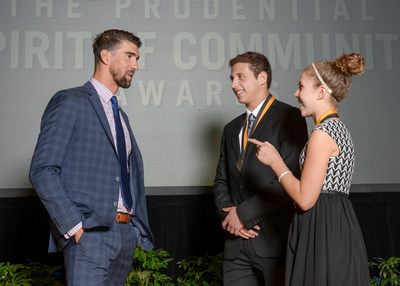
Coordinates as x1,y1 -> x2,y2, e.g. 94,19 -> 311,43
0,0 -> 399,189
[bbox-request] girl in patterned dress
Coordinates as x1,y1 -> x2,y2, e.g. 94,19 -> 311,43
249,53 -> 370,286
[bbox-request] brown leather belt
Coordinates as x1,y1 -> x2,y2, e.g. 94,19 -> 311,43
115,212 -> 131,223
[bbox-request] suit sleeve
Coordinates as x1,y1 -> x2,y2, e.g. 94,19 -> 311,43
237,107 -> 308,228
213,126 -> 235,219
29,91 -> 83,236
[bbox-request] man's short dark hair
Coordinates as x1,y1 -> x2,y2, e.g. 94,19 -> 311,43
229,52 -> 272,89
92,29 -> 142,68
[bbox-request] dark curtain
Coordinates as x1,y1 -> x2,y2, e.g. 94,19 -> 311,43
1,192 -> 399,277
349,192 -> 400,260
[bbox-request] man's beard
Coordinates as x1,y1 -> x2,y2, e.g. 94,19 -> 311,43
111,68 -> 132,89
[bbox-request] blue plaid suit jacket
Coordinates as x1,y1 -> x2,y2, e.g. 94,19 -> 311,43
30,81 -> 153,252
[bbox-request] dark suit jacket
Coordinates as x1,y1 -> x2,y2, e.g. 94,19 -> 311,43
213,98 -> 308,259
29,81 -> 154,252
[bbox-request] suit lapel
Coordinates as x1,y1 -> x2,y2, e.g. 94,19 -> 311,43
120,109 -> 140,164
231,113 -> 246,160
84,82 -> 117,153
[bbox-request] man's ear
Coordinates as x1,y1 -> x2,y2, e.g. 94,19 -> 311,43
100,49 -> 111,65
258,71 -> 268,86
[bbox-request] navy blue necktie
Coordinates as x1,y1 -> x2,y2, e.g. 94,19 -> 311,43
111,96 -> 133,211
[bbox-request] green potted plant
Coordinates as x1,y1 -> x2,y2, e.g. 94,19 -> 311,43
176,252 -> 223,285
0,261 -> 63,286
125,245 -> 174,286
369,257 -> 400,286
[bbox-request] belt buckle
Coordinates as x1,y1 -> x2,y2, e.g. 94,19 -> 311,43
116,212 -> 130,223
116,212 -> 125,223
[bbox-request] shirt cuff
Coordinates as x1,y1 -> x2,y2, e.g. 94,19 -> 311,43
64,222 -> 82,239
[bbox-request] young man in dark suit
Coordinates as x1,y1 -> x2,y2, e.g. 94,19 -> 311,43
30,29 -> 153,285
213,52 -> 308,285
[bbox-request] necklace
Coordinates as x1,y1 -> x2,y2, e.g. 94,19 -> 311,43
315,109 -> 339,125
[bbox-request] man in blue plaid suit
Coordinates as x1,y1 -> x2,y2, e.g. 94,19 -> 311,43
30,29 -> 154,285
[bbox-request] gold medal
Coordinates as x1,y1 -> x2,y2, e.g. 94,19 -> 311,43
316,109 -> 338,125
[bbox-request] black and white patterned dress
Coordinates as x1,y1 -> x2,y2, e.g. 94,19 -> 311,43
285,119 -> 370,286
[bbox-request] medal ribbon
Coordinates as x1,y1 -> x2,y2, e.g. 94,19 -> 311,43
242,95 -> 275,151
315,109 -> 338,126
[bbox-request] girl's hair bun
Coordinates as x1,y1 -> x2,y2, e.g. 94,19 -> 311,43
334,53 -> 365,76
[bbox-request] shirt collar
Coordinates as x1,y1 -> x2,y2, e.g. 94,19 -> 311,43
90,78 -> 117,103
246,99 -> 266,118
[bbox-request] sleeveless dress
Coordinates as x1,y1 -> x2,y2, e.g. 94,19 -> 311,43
285,119 -> 370,286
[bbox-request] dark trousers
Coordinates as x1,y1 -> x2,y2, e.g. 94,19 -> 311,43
223,239 -> 285,286
63,221 -> 138,286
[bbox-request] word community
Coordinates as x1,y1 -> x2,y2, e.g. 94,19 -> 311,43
1,31 -> 396,71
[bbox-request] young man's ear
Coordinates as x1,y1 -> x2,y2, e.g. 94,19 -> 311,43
258,71 -> 268,86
